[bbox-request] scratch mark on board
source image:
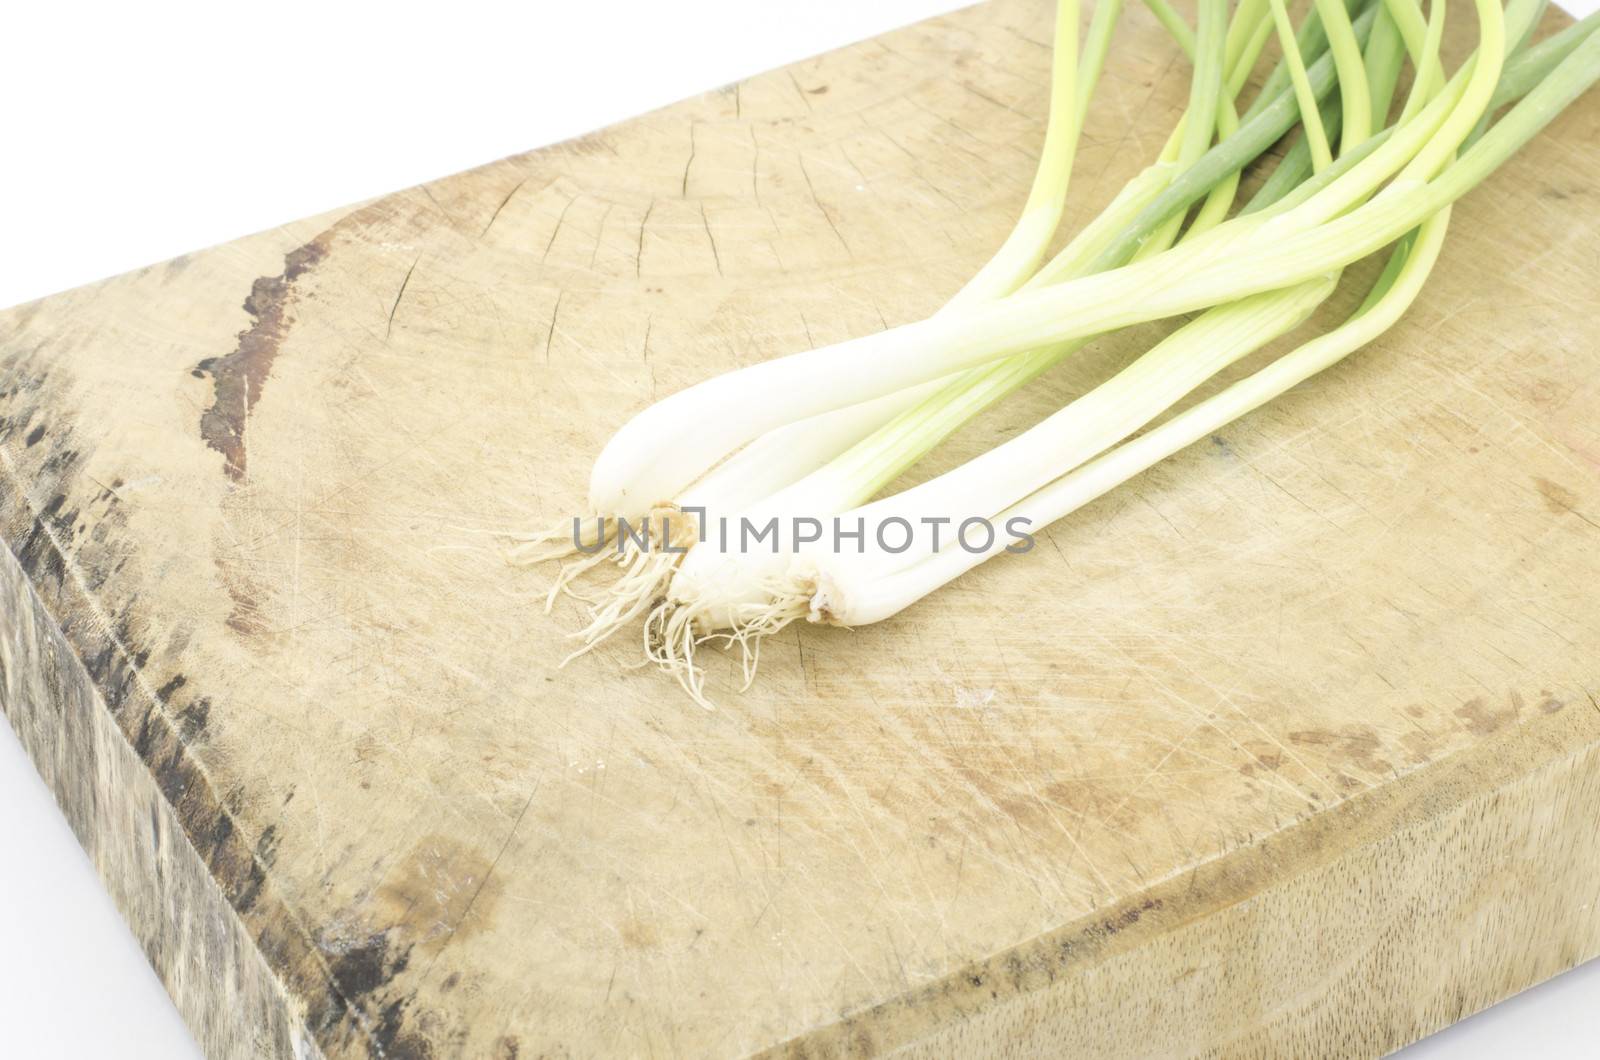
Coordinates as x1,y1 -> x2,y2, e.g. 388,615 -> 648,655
544,292 -> 563,364
701,204 -> 723,277
386,257 -> 420,341
481,177 -> 530,238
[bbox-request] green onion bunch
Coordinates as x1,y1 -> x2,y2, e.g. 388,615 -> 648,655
514,0 -> 1600,706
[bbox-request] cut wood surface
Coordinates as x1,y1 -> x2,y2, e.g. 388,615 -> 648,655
2,1 -> 1599,1056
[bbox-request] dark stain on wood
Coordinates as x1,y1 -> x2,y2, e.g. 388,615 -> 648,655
194,238 -> 330,481
619,915 -> 660,950
1102,896 -> 1164,937
374,836 -> 504,953
373,994 -> 436,1060
1534,476 -> 1583,516
176,696 -> 210,741
1287,725 -> 1393,777
1454,697 -> 1514,737
256,824 -> 281,866
330,931 -> 409,1001
318,931 -> 450,1060
154,672 -> 187,702
219,558 -> 272,638
295,835 -> 508,1056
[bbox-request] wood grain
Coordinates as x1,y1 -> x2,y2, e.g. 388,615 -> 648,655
2,1 -> 1598,1056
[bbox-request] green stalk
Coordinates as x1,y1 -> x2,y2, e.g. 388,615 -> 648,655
1502,10 -> 1600,99
1419,26 -> 1600,215
1271,2 -> 1490,230
1379,0 -> 1433,87
1081,3 -> 1380,272
1134,0 -> 1231,259
1362,6 -> 1407,128
1244,0 -> 1364,122
1184,103 -> 1244,236
1280,0 -> 1543,230
1397,0 -> 1447,125
1141,0 -> 1197,56
1184,0 -> 1278,236
1181,6 -> 1600,494
1314,0 -> 1374,152
1251,0 -> 1583,217
1077,0 -> 1129,130
1227,0 -> 1274,74
1186,27 -> 1583,304
1269,0 -> 1335,169
1512,0 -> 1551,53
1248,0 -> 1412,213
952,0 -> 1082,302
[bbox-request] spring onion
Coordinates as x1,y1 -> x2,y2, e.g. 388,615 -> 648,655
516,0 -> 1600,705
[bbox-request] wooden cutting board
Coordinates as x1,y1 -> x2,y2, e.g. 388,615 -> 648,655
3,1 -> 1598,1056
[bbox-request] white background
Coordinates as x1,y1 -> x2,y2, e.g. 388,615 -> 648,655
2,1 -> 1598,1055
